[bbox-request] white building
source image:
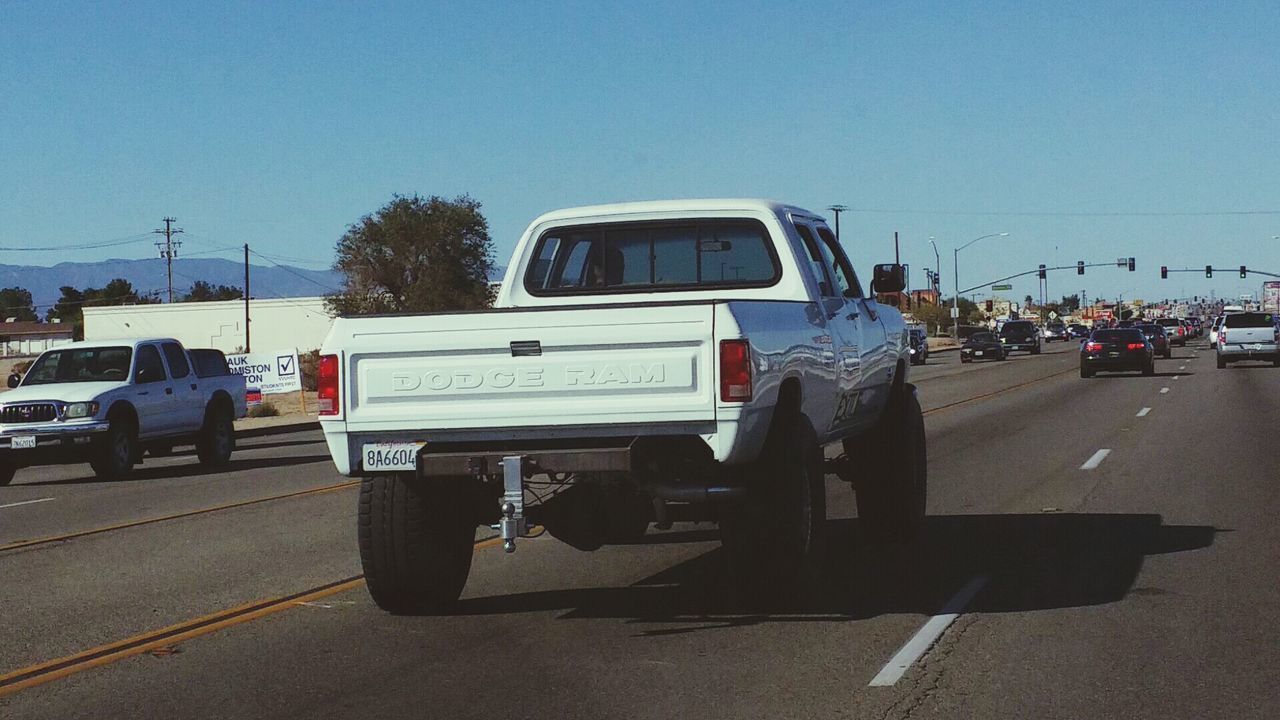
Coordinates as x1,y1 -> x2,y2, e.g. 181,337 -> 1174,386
83,297 -> 334,354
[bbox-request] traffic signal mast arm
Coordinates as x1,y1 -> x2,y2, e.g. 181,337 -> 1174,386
1160,266 -> 1280,279
958,261 -> 1125,296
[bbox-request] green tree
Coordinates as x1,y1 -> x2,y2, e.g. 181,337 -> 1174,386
0,287 -> 37,322
44,279 -> 158,339
1060,294 -> 1081,313
326,194 -> 494,316
182,280 -> 243,302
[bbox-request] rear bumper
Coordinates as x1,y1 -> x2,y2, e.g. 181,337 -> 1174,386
1081,354 -> 1148,370
1217,343 -> 1279,361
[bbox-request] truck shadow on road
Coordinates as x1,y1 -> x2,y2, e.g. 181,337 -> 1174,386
16,454 -> 335,486
453,513 -> 1219,632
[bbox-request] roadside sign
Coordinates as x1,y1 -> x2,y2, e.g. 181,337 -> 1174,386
950,307 -> 960,318
991,284 -> 1013,291
227,349 -> 302,395
1049,311 -> 1059,319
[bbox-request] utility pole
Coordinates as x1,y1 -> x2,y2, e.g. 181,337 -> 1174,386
244,243 -> 251,352
153,217 -> 184,303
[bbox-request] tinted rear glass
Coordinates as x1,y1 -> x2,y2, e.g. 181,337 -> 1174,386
1092,330 -> 1144,342
1156,319 -> 1180,326
1000,322 -> 1034,335
969,333 -> 994,342
524,220 -> 779,295
1223,312 -> 1274,328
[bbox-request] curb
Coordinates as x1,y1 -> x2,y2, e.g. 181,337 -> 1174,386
234,420 -> 321,439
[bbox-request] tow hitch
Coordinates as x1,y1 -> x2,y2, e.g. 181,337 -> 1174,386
497,455 -> 528,553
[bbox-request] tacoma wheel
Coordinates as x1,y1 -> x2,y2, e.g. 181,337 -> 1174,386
846,383 -> 928,544
720,413 -> 825,596
91,417 -> 137,480
196,405 -> 234,467
359,473 -> 477,614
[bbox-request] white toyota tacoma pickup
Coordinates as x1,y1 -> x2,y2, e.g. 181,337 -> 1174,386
0,338 -> 247,485
319,199 -> 925,612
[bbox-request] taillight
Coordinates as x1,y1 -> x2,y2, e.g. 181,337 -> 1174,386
1178,326 -> 1184,336
1219,329 -> 1226,345
1084,341 -> 1102,352
1126,342 -> 1145,350
719,340 -> 752,402
318,354 -> 340,416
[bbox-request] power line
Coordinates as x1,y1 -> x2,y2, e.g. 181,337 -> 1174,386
246,249 -> 341,292
0,233 -> 155,252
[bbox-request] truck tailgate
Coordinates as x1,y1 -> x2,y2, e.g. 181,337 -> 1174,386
339,304 -> 716,430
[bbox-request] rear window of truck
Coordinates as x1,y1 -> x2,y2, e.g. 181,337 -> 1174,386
1223,312 -> 1274,328
523,219 -> 781,295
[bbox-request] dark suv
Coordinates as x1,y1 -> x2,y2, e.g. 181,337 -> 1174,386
999,320 -> 1041,355
907,328 -> 929,365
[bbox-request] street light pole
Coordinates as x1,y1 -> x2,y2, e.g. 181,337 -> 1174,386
951,232 -> 1009,339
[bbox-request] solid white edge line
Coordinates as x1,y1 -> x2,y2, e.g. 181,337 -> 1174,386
0,497 -> 55,510
1160,387 -> 1170,394
1136,407 -> 1152,417
868,575 -> 989,687
1080,448 -> 1112,470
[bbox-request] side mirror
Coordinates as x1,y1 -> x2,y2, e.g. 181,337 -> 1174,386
6,373 -> 19,389
871,263 -> 906,294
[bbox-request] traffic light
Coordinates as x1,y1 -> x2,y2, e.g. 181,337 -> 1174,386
1206,265 -> 1213,278
1128,257 -> 1135,272
1077,261 -> 1085,275
1038,264 -> 1046,279
1161,266 -> 1168,279
1240,265 -> 1247,278
985,300 -> 993,312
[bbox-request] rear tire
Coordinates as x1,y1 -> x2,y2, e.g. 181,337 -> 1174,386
845,384 -> 928,544
1080,367 -> 1093,378
0,459 -> 15,486
196,405 -> 234,467
1142,361 -> 1155,376
720,413 -> 826,597
358,473 -> 477,614
90,417 -> 137,481
1217,356 -> 1227,369
1164,350 -> 1171,359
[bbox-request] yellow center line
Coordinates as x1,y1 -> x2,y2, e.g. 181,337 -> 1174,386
0,481 -> 360,553
0,535 -> 506,697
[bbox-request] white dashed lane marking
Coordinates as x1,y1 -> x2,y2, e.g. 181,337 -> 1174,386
1137,407 -> 1152,417
0,497 -> 55,510
869,575 -> 990,687
1080,449 -> 1112,470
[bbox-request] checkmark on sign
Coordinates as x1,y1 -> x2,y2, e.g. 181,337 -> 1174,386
277,355 -> 296,376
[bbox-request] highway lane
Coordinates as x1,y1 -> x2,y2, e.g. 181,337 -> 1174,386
6,339 -> 1272,718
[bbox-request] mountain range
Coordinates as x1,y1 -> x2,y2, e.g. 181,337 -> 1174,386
0,257 -> 508,317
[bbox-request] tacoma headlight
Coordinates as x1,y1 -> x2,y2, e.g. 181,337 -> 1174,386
64,402 -> 99,419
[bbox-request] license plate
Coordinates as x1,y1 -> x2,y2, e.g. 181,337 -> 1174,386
1108,352 -> 1120,357
1251,344 -> 1263,351
11,435 -> 36,450
975,351 -> 984,356
362,443 -> 425,472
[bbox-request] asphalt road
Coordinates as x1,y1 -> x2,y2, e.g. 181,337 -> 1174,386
2,339 -> 1276,719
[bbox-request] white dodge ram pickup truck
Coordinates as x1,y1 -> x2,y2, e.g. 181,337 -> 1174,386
0,338 -> 247,484
319,199 -> 925,612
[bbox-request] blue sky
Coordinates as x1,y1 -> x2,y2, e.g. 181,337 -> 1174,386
2,1 -> 1278,304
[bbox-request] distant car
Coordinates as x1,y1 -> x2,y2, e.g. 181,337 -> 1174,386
1209,316 -> 1223,348
999,320 -> 1041,355
907,328 -> 929,366
960,332 -> 1007,363
1155,318 -> 1186,346
1043,322 -> 1068,342
1068,324 -> 1090,339
1136,323 -> 1172,359
1080,328 -> 1155,378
